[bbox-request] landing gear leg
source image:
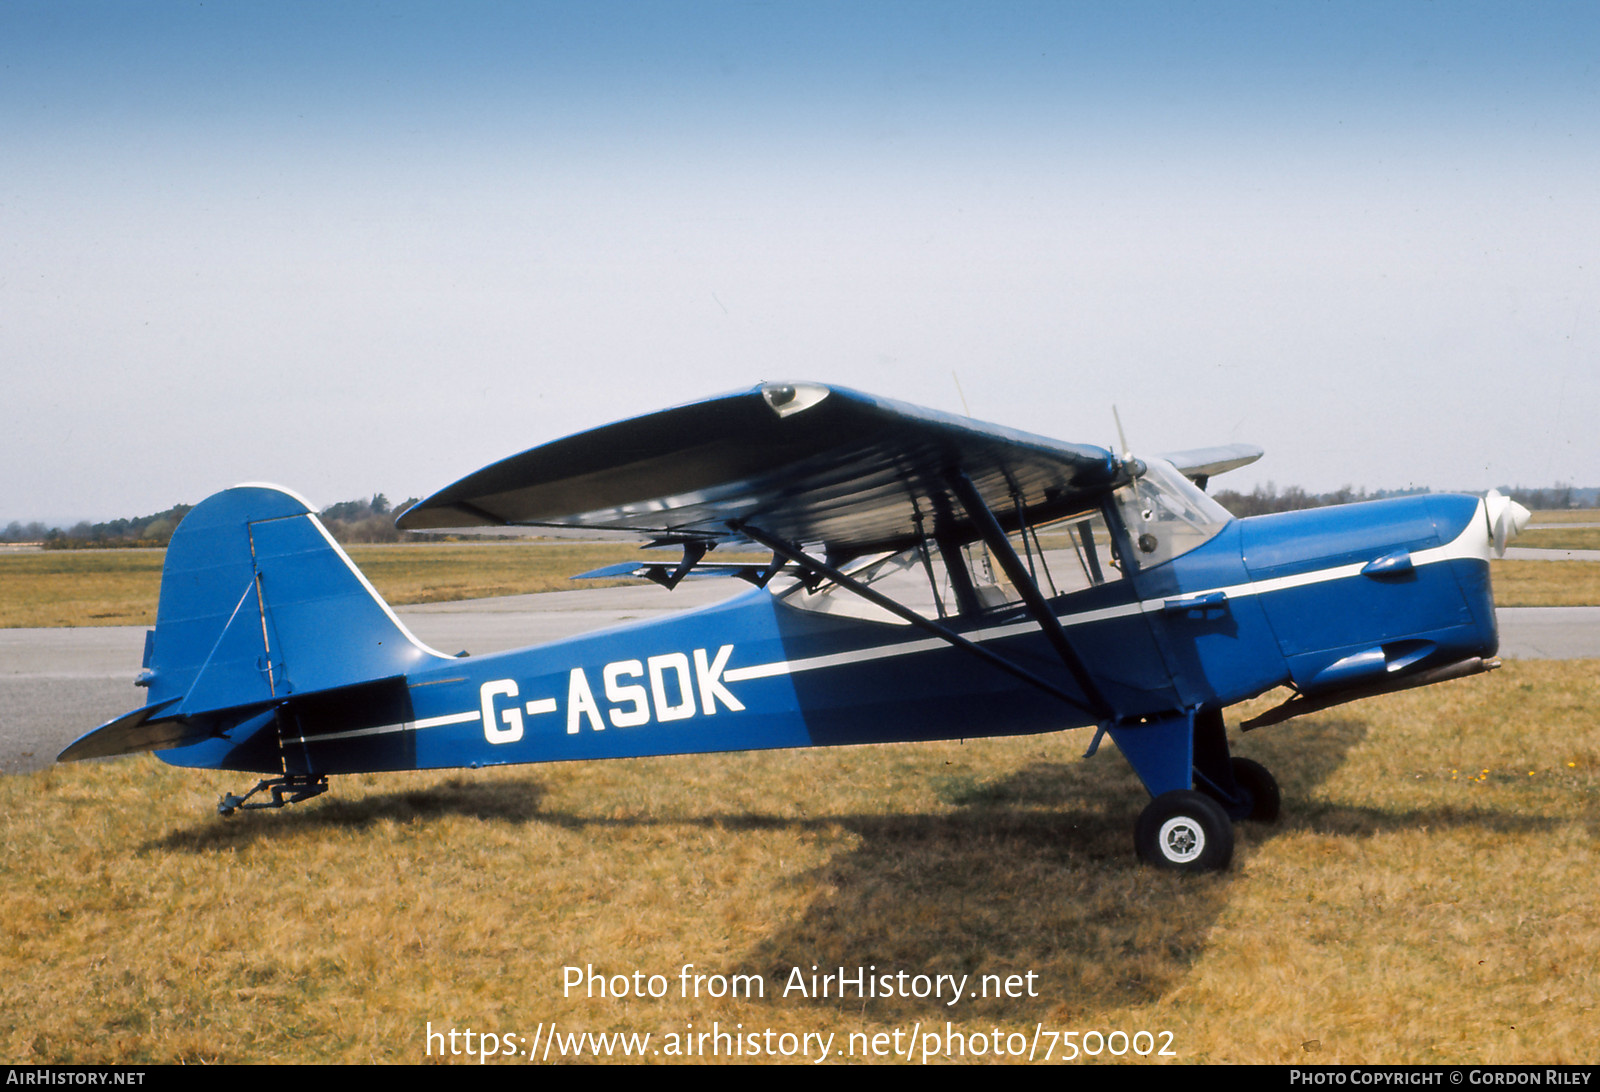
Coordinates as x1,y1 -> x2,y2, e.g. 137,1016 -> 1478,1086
1107,707 -> 1277,871
1105,711 -> 1237,872
1192,708 -> 1280,822
218,775 -> 329,816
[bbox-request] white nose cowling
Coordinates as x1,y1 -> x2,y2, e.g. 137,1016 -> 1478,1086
1484,489 -> 1533,557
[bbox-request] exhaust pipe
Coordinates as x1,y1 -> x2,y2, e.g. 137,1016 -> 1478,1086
1241,656 -> 1499,730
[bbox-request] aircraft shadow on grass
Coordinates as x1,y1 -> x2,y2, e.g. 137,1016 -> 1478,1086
148,710 -> 1570,1016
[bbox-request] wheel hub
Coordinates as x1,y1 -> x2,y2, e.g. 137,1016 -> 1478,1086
1158,817 -> 1204,862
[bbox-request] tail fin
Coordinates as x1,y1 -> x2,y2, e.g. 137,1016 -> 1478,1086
60,484 -> 447,764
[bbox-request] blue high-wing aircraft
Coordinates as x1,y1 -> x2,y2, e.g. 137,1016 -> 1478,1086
60,383 -> 1533,871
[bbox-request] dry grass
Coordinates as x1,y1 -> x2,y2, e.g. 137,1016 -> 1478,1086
0,550 -> 165,628
1516,528 -> 1600,551
7,549 -> 1600,629
0,543 -> 654,628
1489,560 -> 1600,607
1526,510 -> 1600,524
4,660 -> 1595,1064
346,543 -> 664,604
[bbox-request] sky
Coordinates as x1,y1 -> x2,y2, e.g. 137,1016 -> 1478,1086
4,1 -> 1597,525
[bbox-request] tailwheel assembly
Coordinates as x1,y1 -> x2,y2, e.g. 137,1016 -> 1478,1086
218,775 -> 329,816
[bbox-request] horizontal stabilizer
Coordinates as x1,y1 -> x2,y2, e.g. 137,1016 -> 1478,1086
58,699 -> 215,762
1160,444 -> 1263,486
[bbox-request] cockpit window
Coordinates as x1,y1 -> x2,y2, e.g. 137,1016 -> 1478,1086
1111,457 -> 1232,570
1022,510 -> 1123,596
770,464 -> 1226,624
775,549 -> 943,624
776,508 -> 1126,625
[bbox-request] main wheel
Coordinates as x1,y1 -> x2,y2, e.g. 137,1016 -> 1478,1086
1199,756 -> 1282,822
1135,790 -> 1234,872
1228,757 -> 1281,823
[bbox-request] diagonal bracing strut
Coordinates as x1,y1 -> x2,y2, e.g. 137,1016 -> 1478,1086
945,470 -> 1115,721
733,520 -> 1103,720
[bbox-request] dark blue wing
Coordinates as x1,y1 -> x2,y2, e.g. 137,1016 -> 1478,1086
396,382 -> 1121,557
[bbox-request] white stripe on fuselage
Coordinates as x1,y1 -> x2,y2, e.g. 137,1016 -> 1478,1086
299,502 -> 1490,742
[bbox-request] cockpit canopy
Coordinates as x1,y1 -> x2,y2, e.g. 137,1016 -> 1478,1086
780,456 -> 1233,625
1111,457 -> 1233,570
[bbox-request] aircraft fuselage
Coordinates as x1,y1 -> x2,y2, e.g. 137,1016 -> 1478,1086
159,493 -> 1499,798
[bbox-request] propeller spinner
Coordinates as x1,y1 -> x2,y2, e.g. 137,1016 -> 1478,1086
1484,489 -> 1533,557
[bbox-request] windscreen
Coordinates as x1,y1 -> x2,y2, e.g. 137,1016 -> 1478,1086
1111,458 -> 1232,570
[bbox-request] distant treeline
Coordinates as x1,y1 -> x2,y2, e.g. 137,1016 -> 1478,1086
1213,482 -> 1593,518
5,483 -> 1593,550
4,505 -> 194,549
3,494 -> 421,549
1498,484 -> 1596,511
1214,484 -> 1401,518
316,495 -> 422,543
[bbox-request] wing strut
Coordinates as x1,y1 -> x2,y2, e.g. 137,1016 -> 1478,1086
945,470 -> 1115,721
733,521 -> 1102,720
651,541 -> 707,590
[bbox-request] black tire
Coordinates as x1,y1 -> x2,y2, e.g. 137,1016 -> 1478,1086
1198,756 -> 1282,822
1135,790 -> 1234,872
1229,757 -> 1281,823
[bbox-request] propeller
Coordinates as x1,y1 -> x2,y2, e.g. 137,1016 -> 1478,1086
1111,404 -> 1132,462
1484,489 -> 1532,557
1109,405 -> 1145,481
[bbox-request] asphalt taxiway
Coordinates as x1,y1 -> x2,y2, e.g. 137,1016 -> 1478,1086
0,582 -> 735,774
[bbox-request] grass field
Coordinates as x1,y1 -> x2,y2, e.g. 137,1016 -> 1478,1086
1525,510 -> 1600,524
1516,527 -> 1600,551
1486,561 -> 1600,607
0,543 -> 655,628
2,659 -> 1595,1064
4,514 -> 1597,1064
1511,505 -> 1599,551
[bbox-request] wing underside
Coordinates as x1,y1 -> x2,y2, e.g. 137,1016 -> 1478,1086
397,383 -> 1125,558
